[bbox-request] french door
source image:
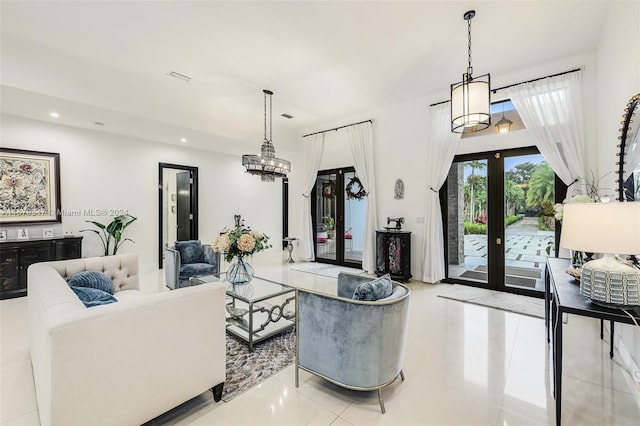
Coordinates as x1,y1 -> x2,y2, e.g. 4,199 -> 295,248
311,167 -> 365,268
441,147 -> 567,296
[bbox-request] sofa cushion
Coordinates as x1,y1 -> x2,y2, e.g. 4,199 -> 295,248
352,274 -> 393,301
67,271 -> 114,294
175,240 -> 204,264
180,263 -> 218,278
69,286 -> 118,308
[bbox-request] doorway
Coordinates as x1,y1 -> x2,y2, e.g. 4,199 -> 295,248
158,163 -> 199,269
442,147 -> 566,296
312,167 -> 366,268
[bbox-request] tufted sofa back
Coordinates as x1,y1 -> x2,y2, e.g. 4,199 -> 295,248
44,253 -> 139,293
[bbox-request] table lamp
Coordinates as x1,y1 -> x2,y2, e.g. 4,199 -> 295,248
560,202 -> 640,307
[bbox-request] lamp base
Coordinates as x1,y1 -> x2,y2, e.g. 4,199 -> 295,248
580,255 -> 640,307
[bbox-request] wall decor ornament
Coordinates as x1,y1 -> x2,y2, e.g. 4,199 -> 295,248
394,178 -> 405,200
0,148 -> 61,224
345,176 -> 367,200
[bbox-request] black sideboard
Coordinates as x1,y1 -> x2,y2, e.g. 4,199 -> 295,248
0,237 -> 83,299
375,230 -> 411,281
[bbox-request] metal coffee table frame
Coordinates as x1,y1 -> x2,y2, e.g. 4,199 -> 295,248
192,274 -> 296,351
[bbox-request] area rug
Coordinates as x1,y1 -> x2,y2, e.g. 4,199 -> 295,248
222,329 -> 295,402
289,262 -> 365,278
437,284 -> 544,319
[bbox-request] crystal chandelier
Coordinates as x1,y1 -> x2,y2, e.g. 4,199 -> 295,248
242,89 -> 291,182
450,10 -> 491,133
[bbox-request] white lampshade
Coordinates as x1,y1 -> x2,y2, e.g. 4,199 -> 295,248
560,202 -> 640,255
451,73 -> 491,133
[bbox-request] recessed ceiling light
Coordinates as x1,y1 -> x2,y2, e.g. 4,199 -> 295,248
180,138 -> 187,143
49,112 -> 59,118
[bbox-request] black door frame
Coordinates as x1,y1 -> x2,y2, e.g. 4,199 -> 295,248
311,167 -> 361,269
158,163 -> 199,269
440,146 -> 566,298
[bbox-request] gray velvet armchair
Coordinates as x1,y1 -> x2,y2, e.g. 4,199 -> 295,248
165,240 -> 220,290
295,272 -> 410,413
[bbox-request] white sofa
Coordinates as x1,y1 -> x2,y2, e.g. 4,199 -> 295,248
28,253 -> 226,426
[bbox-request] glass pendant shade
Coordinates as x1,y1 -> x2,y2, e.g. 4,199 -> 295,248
451,73 -> 491,133
494,114 -> 513,134
242,89 -> 290,182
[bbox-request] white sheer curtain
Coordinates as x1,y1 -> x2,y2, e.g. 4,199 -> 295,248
301,134 -> 324,260
504,72 -> 586,187
421,104 -> 462,283
347,122 -> 377,274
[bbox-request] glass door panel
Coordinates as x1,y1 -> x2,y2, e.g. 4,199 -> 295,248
503,154 -> 555,291
315,172 -> 337,262
343,171 -> 367,263
446,159 -> 489,284
444,147 -> 564,296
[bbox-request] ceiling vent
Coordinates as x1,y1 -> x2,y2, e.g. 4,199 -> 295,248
167,71 -> 191,82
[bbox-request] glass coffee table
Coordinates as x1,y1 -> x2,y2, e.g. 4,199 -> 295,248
192,274 -> 296,352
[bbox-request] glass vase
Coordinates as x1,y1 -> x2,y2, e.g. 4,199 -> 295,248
227,257 -> 255,285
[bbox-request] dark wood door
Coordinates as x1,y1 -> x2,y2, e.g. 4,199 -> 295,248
176,171 -> 192,241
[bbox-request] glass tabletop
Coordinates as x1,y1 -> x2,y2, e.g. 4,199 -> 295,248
190,274 -> 294,303
225,276 -> 294,303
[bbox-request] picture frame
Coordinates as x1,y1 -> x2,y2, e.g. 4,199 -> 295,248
17,228 -> 29,240
43,228 -> 54,238
0,148 -> 61,225
0,230 -> 6,242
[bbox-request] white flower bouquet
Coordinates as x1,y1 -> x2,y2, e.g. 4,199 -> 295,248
213,219 -> 271,262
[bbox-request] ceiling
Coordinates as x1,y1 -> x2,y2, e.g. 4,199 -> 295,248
0,1 -> 612,153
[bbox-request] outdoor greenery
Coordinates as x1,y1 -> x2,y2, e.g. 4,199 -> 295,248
464,214 -> 523,235
463,159 -> 555,232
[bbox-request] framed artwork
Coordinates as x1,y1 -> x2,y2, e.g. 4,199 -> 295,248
43,228 -> 54,238
0,230 -> 6,242
0,148 -> 61,224
17,228 -> 29,240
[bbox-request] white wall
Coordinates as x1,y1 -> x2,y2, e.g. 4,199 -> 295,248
595,0 -> 640,402
298,51 -> 599,281
1,114 -> 299,271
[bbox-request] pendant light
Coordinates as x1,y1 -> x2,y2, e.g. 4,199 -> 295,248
450,10 -> 491,133
494,102 -> 513,133
242,89 -> 291,182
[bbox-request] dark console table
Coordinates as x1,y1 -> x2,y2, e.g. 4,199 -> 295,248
375,230 -> 411,281
545,257 -> 640,425
0,236 -> 83,299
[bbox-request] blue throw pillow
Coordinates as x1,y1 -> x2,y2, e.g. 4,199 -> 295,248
352,274 -> 393,301
175,240 -> 204,264
69,286 -> 117,308
67,271 -> 114,294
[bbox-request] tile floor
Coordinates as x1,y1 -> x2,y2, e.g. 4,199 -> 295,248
1,252 -> 640,425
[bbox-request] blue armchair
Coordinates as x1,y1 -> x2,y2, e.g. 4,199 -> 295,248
165,240 -> 220,290
295,272 -> 410,413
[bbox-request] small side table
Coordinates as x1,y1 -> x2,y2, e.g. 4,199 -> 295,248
283,237 -> 298,263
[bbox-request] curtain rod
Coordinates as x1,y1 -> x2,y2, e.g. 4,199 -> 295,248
428,68 -> 582,107
302,119 -> 373,138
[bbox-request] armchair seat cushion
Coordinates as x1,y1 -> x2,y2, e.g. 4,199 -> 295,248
174,240 -> 204,264
180,263 -> 218,278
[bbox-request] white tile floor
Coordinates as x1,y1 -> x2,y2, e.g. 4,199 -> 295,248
2,252 -> 640,425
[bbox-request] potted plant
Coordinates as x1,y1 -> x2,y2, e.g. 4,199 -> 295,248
81,214 -> 137,256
